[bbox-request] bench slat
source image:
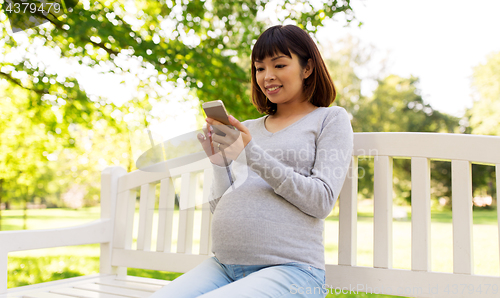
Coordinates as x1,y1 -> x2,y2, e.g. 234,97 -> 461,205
177,173 -> 196,254
73,285 -> 150,298
2,276 -> 112,297
498,164 -> 500,274
156,178 -> 175,253
111,249 -> 210,273
2,276 -> 167,298
451,160 -> 473,275
113,190 -> 136,251
22,293 -> 73,298
95,280 -> 161,292
373,156 -> 394,269
100,167 -> 127,275
137,184 -> 156,251
325,264 -> 500,298
117,156 -> 210,193
50,288 -> 125,298
354,132 -> 500,165
411,157 -> 431,271
338,156 -> 358,266
114,276 -> 169,286
0,221 -> 112,253
199,169 -> 214,255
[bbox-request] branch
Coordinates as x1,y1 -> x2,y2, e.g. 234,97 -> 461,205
0,71 -> 47,95
33,9 -> 120,56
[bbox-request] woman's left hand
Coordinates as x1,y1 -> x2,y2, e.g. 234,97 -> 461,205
206,115 -> 252,162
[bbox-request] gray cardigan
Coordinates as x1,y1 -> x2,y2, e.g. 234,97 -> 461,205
208,106 -> 354,271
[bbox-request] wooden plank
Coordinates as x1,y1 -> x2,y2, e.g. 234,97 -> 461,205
117,155 -> 211,193
100,167 -> 127,275
199,169 -> 214,255
338,156 -> 358,266
3,275 -> 110,296
137,184 -> 156,251
95,280 -> 161,292
451,160 -> 473,275
73,285 -> 150,298
114,276 -> 169,286
0,250 -> 6,294
325,264 -> 500,298
50,288 -> 125,298
177,173 -> 196,254
156,178 -> 175,253
353,132 -> 500,165
497,164 -> 500,273
0,220 -> 112,253
113,190 -> 136,251
373,155 -> 393,269
111,249 -> 210,273
411,157 -> 431,271
22,293 -> 73,298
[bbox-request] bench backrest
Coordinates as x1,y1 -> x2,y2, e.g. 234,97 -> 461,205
105,132 -> 500,297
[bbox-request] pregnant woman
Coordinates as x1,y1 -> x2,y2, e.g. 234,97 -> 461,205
151,24 -> 354,298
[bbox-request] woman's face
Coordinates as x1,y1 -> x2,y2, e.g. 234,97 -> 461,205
254,51 -> 312,107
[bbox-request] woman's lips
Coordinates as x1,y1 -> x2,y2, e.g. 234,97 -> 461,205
267,85 -> 282,95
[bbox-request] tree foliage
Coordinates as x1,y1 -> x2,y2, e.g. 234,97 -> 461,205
0,0 -> 356,214
467,51 -> 500,136
348,74 -> 462,205
464,50 -> 500,205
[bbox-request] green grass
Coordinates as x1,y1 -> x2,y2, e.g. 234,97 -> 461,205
2,206 -> 499,298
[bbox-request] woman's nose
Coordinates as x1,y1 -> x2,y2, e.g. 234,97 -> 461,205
264,69 -> 276,81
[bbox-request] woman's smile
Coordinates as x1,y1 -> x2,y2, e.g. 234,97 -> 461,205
267,85 -> 283,95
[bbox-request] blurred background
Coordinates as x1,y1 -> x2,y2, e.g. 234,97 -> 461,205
1,0 -> 499,295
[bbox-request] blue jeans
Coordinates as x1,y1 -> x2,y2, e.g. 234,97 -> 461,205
150,256 -> 327,297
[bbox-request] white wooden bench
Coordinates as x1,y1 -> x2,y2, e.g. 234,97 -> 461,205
1,132 -> 500,298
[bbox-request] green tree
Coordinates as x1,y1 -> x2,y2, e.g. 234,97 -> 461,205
1,0 -> 356,121
0,0 -> 357,220
467,51 -> 500,136
322,35 -> 368,113
354,74 -> 459,133
352,75 -> 461,206
464,50 -> 500,205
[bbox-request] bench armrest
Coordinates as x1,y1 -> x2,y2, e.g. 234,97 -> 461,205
0,218 -> 112,253
0,219 -> 112,293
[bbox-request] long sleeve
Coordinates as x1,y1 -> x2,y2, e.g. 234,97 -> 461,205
243,107 -> 354,219
208,120 -> 252,214
208,162 -> 234,214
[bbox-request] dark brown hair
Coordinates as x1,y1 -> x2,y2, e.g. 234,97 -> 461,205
250,24 -> 336,115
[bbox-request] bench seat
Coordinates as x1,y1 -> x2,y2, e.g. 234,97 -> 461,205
1,275 -> 170,298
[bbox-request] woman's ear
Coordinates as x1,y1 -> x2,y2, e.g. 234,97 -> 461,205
303,58 -> 314,79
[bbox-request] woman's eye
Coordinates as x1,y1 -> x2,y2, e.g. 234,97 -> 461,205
256,65 -> 284,72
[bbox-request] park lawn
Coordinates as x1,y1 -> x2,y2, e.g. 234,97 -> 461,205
2,206 -> 499,298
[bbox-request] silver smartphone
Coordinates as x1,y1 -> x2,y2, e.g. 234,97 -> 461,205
202,100 -> 237,180
202,100 -> 235,137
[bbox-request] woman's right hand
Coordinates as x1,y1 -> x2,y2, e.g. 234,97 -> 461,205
197,124 -> 227,167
